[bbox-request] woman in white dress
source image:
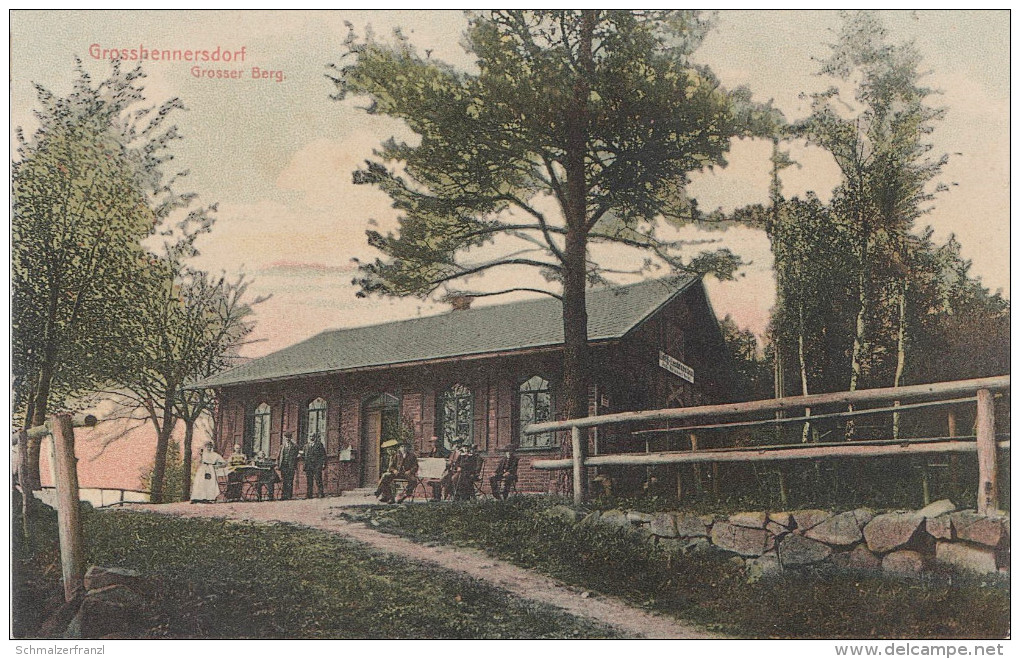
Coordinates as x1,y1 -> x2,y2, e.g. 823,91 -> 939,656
191,441 -> 226,503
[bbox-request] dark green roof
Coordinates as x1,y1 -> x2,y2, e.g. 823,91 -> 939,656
197,275 -> 700,389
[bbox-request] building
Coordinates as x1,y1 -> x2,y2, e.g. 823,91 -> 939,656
196,275 -> 736,496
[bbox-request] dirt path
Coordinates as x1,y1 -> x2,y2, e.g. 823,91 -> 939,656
129,496 -> 720,639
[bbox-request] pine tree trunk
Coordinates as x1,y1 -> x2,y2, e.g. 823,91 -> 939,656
846,227 -> 870,440
892,283 -> 907,439
798,298 -> 811,442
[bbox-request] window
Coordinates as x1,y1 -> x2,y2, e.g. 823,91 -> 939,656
440,383 -> 473,452
306,397 -> 327,445
252,402 -> 271,457
519,375 -> 554,449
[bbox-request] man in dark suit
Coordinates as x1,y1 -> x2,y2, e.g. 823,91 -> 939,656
303,433 -> 326,498
376,442 -> 420,504
277,431 -> 300,500
489,446 -> 519,500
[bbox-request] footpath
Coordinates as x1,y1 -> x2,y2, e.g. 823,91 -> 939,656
130,494 -> 720,640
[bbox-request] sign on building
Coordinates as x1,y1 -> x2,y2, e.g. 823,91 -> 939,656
659,350 -> 694,384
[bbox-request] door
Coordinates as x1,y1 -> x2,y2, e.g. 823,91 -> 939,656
363,410 -> 382,487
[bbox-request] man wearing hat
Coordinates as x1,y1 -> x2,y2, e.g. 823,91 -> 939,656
303,433 -> 327,498
489,446 -> 519,500
277,431 -> 300,500
439,439 -> 464,500
453,444 -> 483,500
375,442 -> 419,504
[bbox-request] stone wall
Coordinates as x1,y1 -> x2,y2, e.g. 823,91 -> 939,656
555,499 -> 1009,580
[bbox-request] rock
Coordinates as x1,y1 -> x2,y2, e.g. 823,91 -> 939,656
863,512 -> 924,554
674,514 -> 710,538
84,566 -> 143,593
792,509 -> 831,533
926,514 -> 953,540
626,510 -> 653,523
545,504 -> 580,524
38,594 -> 83,638
951,512 -> 1009,548
832,544 -> 882,571
599,509 -> 631,531
711,522 -> 773,557
935,541 -> 998,574
746,552 -> 782,583
766,521 -> 789,536
729,511 -> 768,529
882,550 -> 925,576
649,513 -> 678,538
76,585 -> 148,638
768,511 -> 793,528
804,509 -> 871,546
918,499 -> 956,519
779,534 -> 832,566
577,511 -> 602,528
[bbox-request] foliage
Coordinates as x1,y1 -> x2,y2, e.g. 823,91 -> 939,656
13,504 -> 619,639
354,498 -> 1009,639
140,440 -> 185,503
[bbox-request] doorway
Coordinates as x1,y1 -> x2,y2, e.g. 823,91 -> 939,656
362,394 -> 398,487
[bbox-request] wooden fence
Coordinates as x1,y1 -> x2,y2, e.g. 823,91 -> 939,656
526,375 -> 1010,511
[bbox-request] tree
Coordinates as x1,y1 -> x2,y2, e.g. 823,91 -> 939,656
12,60 -> 185,489
331,11 -> 773,493
795,11 -> 948,409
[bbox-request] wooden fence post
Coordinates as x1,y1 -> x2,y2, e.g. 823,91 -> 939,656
50,414 -> 85,601
975,389 -> 998,515
571,426 -> 583,506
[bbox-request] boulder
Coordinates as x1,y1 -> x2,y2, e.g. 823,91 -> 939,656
935,541 -> 998,574
728,511 -> 768,529
599,509 -> 631,531
674,514 -> 711,538
768,511 -> 793,528
545,505 -> 580,524
75,585 -> 148,638
792,509 -> 831,533
832,544 -> 882,572
951,512 -> 1009,548
711,522 -> 773,557
746,552 -> 782,583
863,512 -> 924,554
84,566 -> 143,593
684,537 -> 712,553
804,509 -> 872,546
918,499 -> 956,519
649,513 -> 678,538
626,510 -> 653,523
577,511 -> 602,528
882,550 -> 925,576
779,534 -> 832,566
926,515 -> 953,540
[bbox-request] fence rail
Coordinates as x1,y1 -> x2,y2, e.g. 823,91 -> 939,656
525,375 -> 1009,511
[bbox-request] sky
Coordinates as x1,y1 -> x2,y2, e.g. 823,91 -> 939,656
11,10 -> 1010,362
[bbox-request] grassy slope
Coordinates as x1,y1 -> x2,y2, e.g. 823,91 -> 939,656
12,503 -> 619,639
348,497 -> 1010,639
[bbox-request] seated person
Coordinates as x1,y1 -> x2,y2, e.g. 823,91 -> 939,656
488,446 -> 519,500
253,451 -> 280,501
225,444 -> 249,501
452,444 -> 482,501
438,440 -> 464,500
375,443 -> 419,504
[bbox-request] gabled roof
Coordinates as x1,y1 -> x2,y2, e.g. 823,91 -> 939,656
197,274 -> 700,389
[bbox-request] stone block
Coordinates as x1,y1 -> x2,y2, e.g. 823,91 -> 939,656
832,544 -> 882,572
792,509 -> 831,533
674,513 -> 710,538
711,522 -> 773,557
626,510 -> 653,523
729,511 -> 768,529
804,510 -> 867,546
863,512 -> 924,554
779,533 -> 832,566
746,552 -> 782,583
767,511 -> 793,528
599,509 -> 631,530
926,514 -> 953,540
935,541 -> 998,574
84,566 -> 143,593
952,512 -> 1009,548
577,511 -> 602,528
649,512 -> 678,538
882,550 -> 925,576
918,499 -> 956,519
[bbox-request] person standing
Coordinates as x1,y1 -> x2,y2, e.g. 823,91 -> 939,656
277,431 -> 300,500
489,446 -> 519,500
303,433 -> 326,498
190,442 -> 226,503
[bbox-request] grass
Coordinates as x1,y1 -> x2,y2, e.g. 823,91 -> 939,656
344,497 -> 1011,639
12,498 -> 619,639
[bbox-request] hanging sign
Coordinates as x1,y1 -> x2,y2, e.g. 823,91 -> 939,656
659,350 -> 695,384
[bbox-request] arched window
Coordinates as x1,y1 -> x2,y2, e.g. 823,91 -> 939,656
519,375 -> 554,448
305,397 -> 327,445
440,383 -> 473,452
252,402 -> 272,457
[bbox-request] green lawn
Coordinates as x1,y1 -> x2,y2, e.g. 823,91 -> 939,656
12,501 -> 619,639
344,497 -> 1010,639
